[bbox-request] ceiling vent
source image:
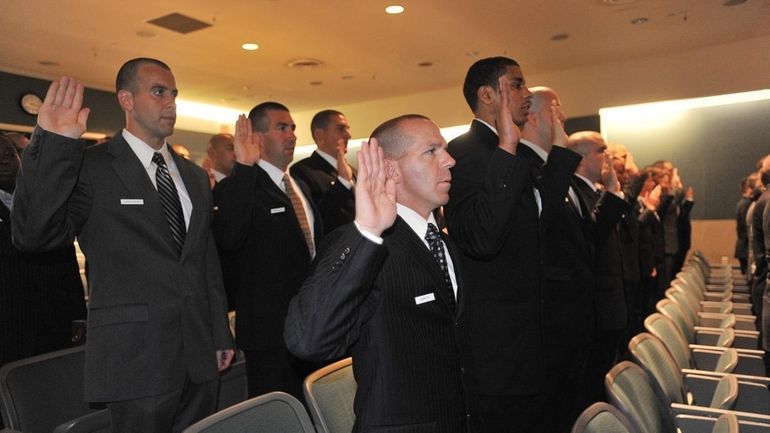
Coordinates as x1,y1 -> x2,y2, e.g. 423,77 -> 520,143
287,59 -> 324,70
147,13 -> 212,34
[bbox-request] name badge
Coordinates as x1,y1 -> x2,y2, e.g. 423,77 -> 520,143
121,199 -> 144,205
271,207 -> 286,214
414,293 -> 436,305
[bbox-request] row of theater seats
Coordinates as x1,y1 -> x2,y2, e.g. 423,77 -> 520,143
5,251 -> 768,433
0,343 -> 356,433
573,252 -> 770,433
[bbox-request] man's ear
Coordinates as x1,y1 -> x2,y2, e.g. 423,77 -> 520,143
477,85 -> 496,107
385,160 -> 400,182
117,90 -> 133,112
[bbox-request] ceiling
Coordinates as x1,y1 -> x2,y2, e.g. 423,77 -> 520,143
2,0 -> 769,114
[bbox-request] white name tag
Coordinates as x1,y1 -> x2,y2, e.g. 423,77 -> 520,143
414,293 -> 436,305
121,199 -> 144,205
271,207 -> 286,214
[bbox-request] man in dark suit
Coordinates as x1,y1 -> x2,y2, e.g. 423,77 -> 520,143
518,87 -> 596,433
286,114 -> 477,433
1,133 -> 86,367
213,103 -> 322,400
206,133 -> 235,184
735,175 -> 754,275
12,59 -> 234,433
290,109 -> 356,233
568,131 -> 629,407
444,57 -> 581,433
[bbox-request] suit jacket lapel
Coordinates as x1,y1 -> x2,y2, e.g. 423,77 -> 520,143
255,166 -> 311,256
444,235 -> 465,318
108,136 -> 177,255
390,218 -> 458,316
173,149 -> 203,260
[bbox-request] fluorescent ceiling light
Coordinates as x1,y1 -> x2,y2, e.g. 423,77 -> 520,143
241,43 -> 259,51
385,5 -> 405,14
599,89 -> 770,132
176,99 -> 242,124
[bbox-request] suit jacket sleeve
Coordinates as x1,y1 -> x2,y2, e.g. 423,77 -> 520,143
12,127 -> 90,252
446,148 -> 533,260
213,162 -> 259,252
284,225 -> 386,362
540,146 -> 583,222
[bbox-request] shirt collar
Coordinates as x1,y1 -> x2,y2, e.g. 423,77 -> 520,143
122,129 -> 170,168
575,173 -> 599,192
519,138 -> 549,162
396,203 -> 438,240
314,149 -> 337,169
0,189 -> 13,210
212,169 -> 227,182
474,118 -> 498,136
258,159 -> 287,188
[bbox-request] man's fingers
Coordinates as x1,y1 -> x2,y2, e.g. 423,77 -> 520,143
71,83 -> 85,112
77,108 -> 90,128
44,80 -> 60,106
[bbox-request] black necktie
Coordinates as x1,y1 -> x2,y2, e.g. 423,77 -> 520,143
425,223 -> 456,312
152,152 -> 186,255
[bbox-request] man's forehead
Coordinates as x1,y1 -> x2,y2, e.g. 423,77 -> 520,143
504,65 -> 524,79
268,109 -> 294,123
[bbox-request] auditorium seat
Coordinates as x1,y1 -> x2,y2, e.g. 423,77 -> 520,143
303,357 -> 356,433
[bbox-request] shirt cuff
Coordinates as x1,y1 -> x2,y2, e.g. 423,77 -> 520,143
354,221 -> 383,245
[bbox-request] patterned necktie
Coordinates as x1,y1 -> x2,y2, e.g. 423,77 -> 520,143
283,174 -> 315,257
425,223 -> 456,312
152,152 -> 186,255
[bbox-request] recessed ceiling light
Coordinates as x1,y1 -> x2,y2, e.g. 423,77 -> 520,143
550,33 -> 569,41
341,75 -> 353,80
417,61 -> 433,67
309,81 -> 323,86
38,60 -> 59,66
723,0 -> 748,5
630,17 -> 649,25
465,50 -> 479,57
385,5 -> 405,14
602,0 -> 638,4
242,43 -> 259,51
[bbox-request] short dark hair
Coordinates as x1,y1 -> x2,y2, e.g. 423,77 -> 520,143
248,102 -> 290,133
369,114 -> 431,159
311,109 -> 344,137
115,58 -> 171,93
462,56 -> 519,112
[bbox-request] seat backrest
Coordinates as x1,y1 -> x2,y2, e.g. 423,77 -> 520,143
182,391 -> 316,433
303,357 -> 356,433
216,357 -> 248,411
628,333 -> 687,405
570,402 -> 638,433
0,346 -> 102,433
605,361 -> 677,433
656,299 -> 695,343
709,375 -> 738,411
715,327 -> 735,348
714,348 -> 738,374
711,413 -> 739,433
666,288 -> 700,325
644,313 -> 693,370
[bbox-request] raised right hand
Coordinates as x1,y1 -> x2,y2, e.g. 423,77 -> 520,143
354,139 -> 396,237
233,114 -> 261,166
38,76 -> 90,139
496,75 -> 520,155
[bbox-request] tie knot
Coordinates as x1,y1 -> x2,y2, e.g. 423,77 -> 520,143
152,152 -> 166,168
425,223 -> 440,242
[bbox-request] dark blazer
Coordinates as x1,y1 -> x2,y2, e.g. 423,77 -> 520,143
735,196 -> 751,260
285,220 -> 475,433
1,202 -> 86,366
517,145 -> 596,351
445,120 -> 581,396
290,151 -> 356,234
213,162 -> 323,352
12,129 -> 233,402
573,178 -> 630,332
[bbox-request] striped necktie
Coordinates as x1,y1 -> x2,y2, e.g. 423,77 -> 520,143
425,223 -> 456,312
152,152 -> 186,255
283,174 -> 315,257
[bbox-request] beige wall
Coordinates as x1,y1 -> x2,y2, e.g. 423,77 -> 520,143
291,34 -> 770,146
691,219 -> 738,266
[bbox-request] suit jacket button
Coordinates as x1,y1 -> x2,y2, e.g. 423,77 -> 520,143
343,247 -> 350,254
